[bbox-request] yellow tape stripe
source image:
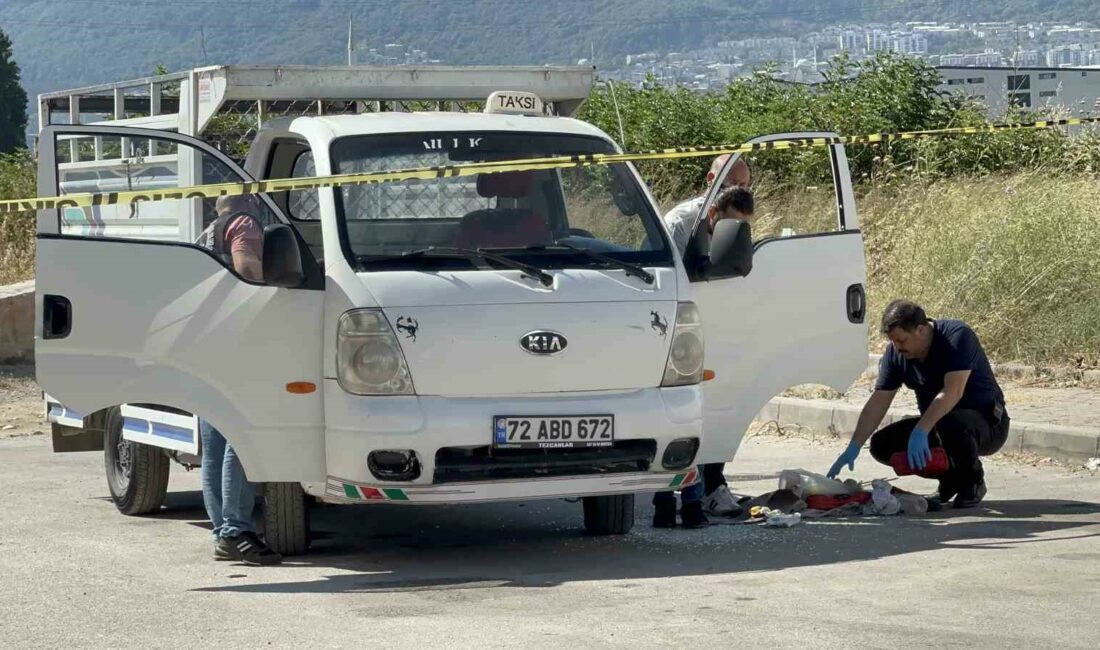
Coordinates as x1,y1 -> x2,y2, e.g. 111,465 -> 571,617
3,115 -> 1098,214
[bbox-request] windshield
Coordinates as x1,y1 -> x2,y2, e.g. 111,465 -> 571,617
330,131 -> 672,271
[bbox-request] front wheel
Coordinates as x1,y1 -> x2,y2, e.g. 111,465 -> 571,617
104,406 -> 170,515
262,482 -> 311,556
582,494 -> 635,535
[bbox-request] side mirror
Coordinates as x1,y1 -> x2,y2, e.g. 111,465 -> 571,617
701,218 -> 753,280
262,224 -> 305,288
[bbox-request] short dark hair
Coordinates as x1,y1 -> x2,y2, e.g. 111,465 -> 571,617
714,186 -> 753,217
881,299 -> 928,334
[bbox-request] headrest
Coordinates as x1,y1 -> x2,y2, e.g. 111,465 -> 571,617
476,171 -> 534,199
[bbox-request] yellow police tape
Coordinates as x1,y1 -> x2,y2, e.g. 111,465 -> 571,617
2,115 -> 1098,215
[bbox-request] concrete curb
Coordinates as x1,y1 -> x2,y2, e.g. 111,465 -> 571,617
0,280 -> 35,364
767,396 -> 1100,464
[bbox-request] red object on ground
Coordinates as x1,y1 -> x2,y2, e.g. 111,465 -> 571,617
805,492 -> 872,510
891,447 -> 950,477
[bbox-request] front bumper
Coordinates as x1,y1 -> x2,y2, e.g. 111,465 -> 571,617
307,468 -> 700,504
321,382 -> 702,496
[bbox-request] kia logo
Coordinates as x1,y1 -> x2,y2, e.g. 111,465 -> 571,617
520,331 -> 567,355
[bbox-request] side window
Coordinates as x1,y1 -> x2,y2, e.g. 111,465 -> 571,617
287,152 -> 320,221
263,139 -> 325,269
52,131 -> 282,274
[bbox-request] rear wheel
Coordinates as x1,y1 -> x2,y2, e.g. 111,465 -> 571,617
104,407 -> 170,515
262,482 -> 311,556
582,494 -> 635,535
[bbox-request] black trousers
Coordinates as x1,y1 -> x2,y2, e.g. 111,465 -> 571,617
868,408 -> 1010,484
701,462 -> 727,494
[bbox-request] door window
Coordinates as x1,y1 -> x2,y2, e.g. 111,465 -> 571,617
52,132 -> 281,247
42,127 -> 317,286
695,136 -> 845,247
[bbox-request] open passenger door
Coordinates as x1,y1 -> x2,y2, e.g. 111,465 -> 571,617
34,125 -> 326,481
690,132 -> 869,465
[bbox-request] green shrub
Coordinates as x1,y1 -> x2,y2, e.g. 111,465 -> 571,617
0,149 -> 34,284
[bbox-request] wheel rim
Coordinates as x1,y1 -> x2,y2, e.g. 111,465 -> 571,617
115,437 -> 133,484
106,412 -> 132,496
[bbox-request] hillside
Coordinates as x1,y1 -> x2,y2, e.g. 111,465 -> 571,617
0,0 -> 1095,129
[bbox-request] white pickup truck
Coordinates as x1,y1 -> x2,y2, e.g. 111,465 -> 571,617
34,65 -> 868,554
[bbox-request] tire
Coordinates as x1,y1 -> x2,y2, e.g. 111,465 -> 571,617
103,406 -> 170,515
262,482 -> 311,556
582,494 -> 635,535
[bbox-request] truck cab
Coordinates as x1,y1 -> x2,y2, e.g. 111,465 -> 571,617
34,65 -> 868,554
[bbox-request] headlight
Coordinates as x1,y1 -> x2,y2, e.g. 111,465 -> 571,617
661,302 -> 704,387
337,310 -> 415,395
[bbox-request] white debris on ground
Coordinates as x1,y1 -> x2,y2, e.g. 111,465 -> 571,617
761,509 -> 802,527
863,479 -> 901,516
1086,458 -> 1100,471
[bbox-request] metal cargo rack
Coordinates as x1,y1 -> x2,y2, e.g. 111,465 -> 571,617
37,64 -> 598,160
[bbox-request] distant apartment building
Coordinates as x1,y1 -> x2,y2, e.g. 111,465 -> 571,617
836,28 -> 926,55
838,30 -> 864,54
1048,27 -> 1100,44
1012,50 -> 1042,67
938,66 -> 1100,117
891,33 -> 929,55
1047,45 -> 1089,67
971,22 -> 1018,39
937,49 -> 1004,67
866,30 -> 892,52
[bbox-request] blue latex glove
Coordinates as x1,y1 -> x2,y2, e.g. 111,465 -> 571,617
908,427 -> 933,471
827,441 -> 861,479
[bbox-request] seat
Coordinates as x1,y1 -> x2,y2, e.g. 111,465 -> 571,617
454,171 -> 552,249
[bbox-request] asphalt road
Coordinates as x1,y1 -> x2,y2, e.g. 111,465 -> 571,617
2,433 -> 1098,649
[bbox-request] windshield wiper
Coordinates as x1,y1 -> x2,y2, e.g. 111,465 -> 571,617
494,241 -> 655,285
362,246 -> 554,287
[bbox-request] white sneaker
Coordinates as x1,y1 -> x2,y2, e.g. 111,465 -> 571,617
703,484 -> 742,517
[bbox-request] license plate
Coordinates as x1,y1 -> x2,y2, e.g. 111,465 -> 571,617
493,415 -> 614,449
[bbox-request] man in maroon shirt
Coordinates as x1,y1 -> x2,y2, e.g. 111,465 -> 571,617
196,194 -> 282,564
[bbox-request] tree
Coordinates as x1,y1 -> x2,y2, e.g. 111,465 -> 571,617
0,27 -> 28,153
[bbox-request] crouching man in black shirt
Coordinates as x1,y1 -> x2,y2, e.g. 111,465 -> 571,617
827,300 -> 1010,509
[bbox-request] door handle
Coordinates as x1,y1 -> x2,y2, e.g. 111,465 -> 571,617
846,284 -> 866,324
43,295 -> 72,339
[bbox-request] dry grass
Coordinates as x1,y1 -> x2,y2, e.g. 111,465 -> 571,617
0,212 -> 34,285
859,172 -> 1100,367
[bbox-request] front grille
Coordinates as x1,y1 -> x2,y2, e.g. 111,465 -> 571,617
433,440 -> 657,484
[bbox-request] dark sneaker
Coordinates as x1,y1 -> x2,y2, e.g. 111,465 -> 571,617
924,477 -> 960,512
953,478 -> 987,509
653,499 -> 677,528
213,542 -> 231,561
680,501 -> 709,529
218,532 -> 283,566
